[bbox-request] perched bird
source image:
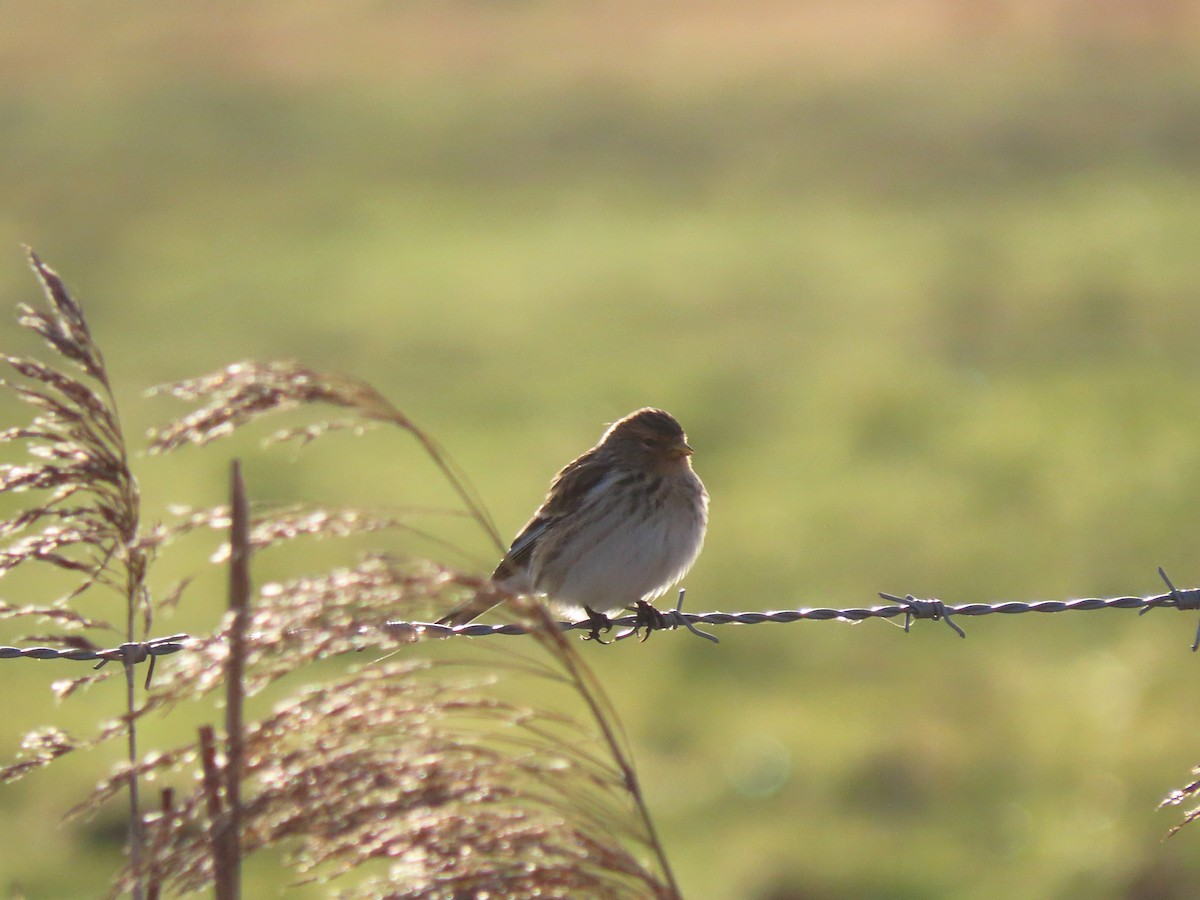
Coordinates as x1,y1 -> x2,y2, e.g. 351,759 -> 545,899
438,408 -> 708,628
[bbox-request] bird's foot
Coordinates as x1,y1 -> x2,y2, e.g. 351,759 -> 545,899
622,599 -> 667,642
580,605 -> 616,643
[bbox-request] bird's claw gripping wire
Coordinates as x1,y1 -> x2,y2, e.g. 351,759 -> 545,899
612,599 -> 668,642
612,590 -> 719,644
581,605 -> 617,643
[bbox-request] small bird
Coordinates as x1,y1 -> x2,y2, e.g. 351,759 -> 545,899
438,408 -> 708,629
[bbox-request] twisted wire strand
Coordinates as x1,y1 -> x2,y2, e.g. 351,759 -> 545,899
5,570 -> 1200,663
390,567 -> 1200,649
0,634 -> 189,664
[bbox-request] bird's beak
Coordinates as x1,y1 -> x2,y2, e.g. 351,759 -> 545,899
675,441 -> 694,458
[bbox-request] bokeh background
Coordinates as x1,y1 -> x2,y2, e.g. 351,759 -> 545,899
3,2 -> 1200,897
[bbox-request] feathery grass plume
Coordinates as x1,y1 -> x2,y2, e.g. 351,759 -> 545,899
1161,768 -> 1200,837
0,258 -> 679,895
115,656 -> 677,898
0,249 -> 149,684
127,362 -> 682,895
0,250 -> 158,887
97,548 -> 678,896
0,727 -> 79,783
123,555 -> 477,724
104,528 -> 679,893
153,501 -> 476,566
147,360 -> 502,550
0,251 -> 147,630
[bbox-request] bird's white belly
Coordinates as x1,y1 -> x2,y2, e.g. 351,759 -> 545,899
537,486 -> 706,616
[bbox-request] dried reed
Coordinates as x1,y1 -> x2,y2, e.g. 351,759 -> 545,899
0,252 -> 681,898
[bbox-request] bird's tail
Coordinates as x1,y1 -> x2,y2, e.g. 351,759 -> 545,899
437,571 -> 533,627
435,593 -> 502,628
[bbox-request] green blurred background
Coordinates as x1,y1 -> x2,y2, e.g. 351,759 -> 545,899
4,1 -> 1200,897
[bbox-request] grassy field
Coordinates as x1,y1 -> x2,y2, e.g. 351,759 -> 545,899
2,3 -> 1200,897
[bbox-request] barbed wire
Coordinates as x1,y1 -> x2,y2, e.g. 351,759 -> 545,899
4,569 -> 1200,672
0,634 -> 189,689
387,567 -> 1200,650
0,634 -> 190,664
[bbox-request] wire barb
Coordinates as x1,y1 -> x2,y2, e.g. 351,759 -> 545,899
879,593 -> 966,638
657,589 -> 719,643
1146,567 -> 1200,651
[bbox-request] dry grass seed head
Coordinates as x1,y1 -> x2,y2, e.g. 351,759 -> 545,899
0,252 -> 140,601
123,663 -> 670,898
147,361 -> 405,453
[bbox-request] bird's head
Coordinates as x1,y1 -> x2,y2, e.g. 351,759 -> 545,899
601,408 -> 695,473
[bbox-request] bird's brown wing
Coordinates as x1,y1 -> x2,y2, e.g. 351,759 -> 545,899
492,448 -> 610,580
437,448 -> 610,627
